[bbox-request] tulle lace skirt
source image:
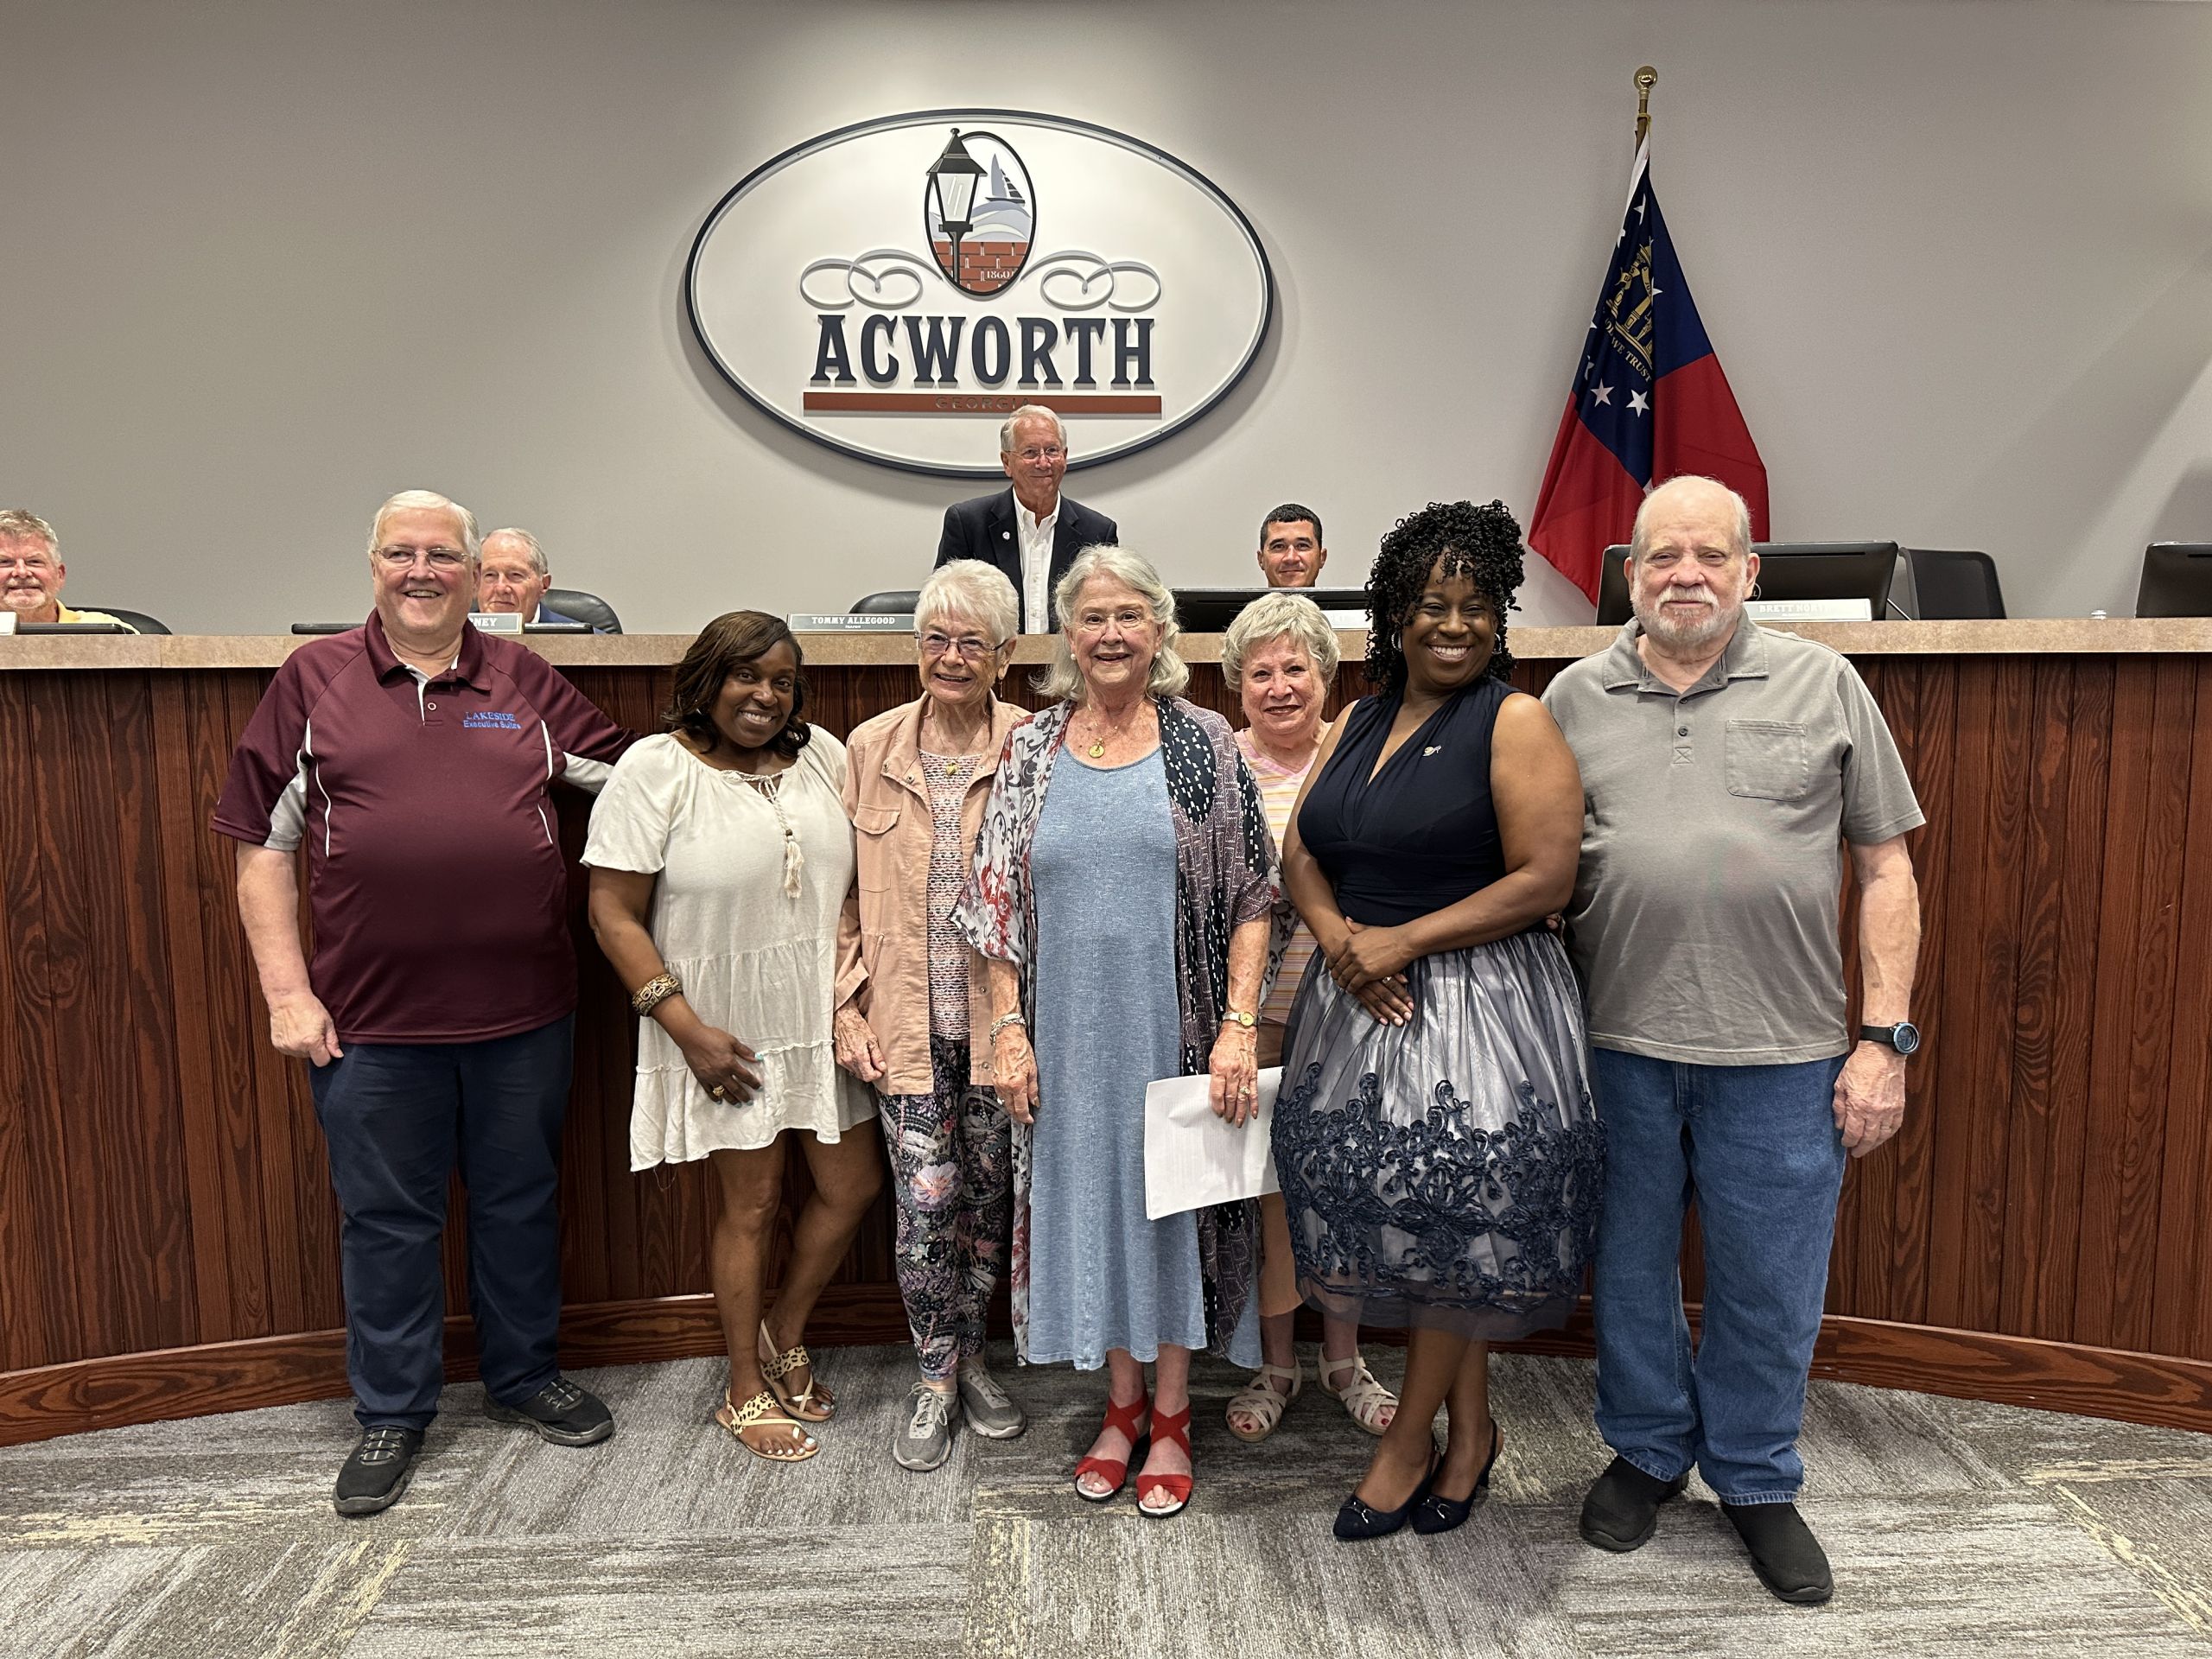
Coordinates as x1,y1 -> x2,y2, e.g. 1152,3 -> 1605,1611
1271,930 -> 1603,1341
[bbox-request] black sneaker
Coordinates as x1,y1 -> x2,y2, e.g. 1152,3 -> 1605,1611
486,1376 -> 614,1446
1579,1455 -> 1690,1551
334,1426 -> 424,1517
1724,1500 -> 1834,1605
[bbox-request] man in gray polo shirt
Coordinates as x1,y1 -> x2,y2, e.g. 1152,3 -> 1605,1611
1542,475 -> 1924,1605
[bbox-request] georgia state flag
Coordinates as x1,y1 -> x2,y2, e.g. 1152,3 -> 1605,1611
1529,140 -> 1768,604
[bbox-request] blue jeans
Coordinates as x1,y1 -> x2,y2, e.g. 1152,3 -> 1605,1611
1588,1048 -> 1847,1504
309,1015 -> 574,1430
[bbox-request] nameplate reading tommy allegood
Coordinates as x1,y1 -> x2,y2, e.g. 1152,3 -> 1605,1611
788,613 -> 917,632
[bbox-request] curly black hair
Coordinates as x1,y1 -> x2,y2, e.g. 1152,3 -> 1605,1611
1363,499 -> 1525,693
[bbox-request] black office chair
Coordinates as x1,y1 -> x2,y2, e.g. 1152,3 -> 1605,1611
74,606 -> 171,634
850,589 -> 921,614
542,588 -> 621,633
1904,550 -> 2005,620
2135,544 -> 2212,617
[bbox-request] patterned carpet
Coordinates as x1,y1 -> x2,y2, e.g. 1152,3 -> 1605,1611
2,1345 -> 2209,1657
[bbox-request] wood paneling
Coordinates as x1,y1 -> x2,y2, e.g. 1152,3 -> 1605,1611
4,649 -> 2212,1445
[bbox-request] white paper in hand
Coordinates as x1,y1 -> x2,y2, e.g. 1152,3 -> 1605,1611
1143,1067 -> 1282,1220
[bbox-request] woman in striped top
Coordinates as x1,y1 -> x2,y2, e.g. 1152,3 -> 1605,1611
1223,592 -> 1401,1444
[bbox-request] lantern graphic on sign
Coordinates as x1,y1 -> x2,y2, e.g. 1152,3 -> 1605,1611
925,128 -> 1034,297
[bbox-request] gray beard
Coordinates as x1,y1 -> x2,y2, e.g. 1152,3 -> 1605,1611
1634,594 -> 1738,652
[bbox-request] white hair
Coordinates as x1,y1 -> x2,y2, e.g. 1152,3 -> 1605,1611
1630,475 -> 1752,563
0,509 -> 58,557
917,558 -> 1020,646
367,490 -> 481,567
482,526 -> 548,575
1036,544 -> 1189,702
1221,590 -> 1341,690
998,404 -> 1067,454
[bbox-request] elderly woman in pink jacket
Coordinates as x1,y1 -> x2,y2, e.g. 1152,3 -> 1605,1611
835,560 -> 1027,1472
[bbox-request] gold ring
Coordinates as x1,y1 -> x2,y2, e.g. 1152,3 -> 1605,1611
710,1085 -> 727,1101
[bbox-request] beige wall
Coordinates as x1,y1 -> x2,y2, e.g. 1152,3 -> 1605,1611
3,0 -> 2209,632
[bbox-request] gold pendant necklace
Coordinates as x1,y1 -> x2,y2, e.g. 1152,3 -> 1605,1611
1082,703 -> 1139,759
1084,703 -> 1150,760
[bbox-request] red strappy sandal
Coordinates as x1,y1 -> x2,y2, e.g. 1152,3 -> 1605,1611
1073,1390 -> 1151,1503
1136,1402 -> 1194,1519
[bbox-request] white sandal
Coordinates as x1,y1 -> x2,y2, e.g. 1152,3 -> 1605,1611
1225,1359 -> 1303,1444
1317,1353 -> 1397,1437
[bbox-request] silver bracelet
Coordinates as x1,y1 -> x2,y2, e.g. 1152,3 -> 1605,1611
988,1011 -> 1027,1041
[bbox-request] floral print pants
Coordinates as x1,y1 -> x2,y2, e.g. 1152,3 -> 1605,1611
878,1035 -> 1014,1381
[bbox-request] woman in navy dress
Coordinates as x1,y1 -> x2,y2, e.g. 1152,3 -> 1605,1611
1274,499 -> 1603,1541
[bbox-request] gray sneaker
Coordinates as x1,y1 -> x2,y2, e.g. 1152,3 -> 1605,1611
956,1360 -> 1026,1440
893,1382 -> 958,1471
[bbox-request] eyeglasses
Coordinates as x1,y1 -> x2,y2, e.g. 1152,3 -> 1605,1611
1013,445 -> 1065,463
921,632 -> 1001,660
375,545 -> 468,570
1074,607 -> 1151,633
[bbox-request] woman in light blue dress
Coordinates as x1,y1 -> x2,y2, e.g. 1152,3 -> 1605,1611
957,546 -> 1281,1520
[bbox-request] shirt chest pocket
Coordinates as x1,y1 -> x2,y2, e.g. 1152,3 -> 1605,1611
852,803 -> 901,891
1726,720 -> 1810,801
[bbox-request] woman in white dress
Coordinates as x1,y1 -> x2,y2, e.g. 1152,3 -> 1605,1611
585,611 -> 880,1463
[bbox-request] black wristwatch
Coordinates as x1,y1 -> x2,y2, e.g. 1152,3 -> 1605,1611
1859,1022 -> 1921,1057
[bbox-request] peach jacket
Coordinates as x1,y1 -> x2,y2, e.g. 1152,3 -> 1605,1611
835,693 -> 1024,1096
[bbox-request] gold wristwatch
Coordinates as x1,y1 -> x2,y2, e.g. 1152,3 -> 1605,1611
1220,1008 -> 1257,1029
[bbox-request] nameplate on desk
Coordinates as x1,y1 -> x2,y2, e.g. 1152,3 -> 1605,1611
1745,598 -> 1873,623
787,613 -> 915,632
470,612 -> 524,634
1320,609 -> 1366,627
0,613 -> 14,635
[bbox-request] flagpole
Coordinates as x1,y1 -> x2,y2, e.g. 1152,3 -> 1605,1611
1633,65 -> 1656,150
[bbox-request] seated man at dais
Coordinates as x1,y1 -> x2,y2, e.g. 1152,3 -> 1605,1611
477,527 -> 591,627
0,510 -> 138,630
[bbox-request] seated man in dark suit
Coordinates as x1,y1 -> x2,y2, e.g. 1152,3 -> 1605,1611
934,404 -> 1116,632
479,527 -> 593,629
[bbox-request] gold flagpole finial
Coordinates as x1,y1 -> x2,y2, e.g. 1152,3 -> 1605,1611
1634,65 -> 1657,150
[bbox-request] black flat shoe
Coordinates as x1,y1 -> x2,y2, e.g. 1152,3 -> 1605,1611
1333,1449 -> 1439,1542
1724,1500 -> 1834,1605
1414,1419 -> 1501,1535
1579,1454 -> 1690,1552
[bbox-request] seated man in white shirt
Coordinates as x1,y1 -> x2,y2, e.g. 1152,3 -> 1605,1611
478,528 -> 588,628
0,509 -> 137,631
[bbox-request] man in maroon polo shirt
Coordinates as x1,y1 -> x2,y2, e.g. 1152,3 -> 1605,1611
214,489 -> 636,1516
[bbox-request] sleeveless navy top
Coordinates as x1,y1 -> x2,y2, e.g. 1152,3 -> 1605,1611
1296,677 -> 1514,926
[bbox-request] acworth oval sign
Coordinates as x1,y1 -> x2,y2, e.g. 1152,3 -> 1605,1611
686,109 -> 1274,478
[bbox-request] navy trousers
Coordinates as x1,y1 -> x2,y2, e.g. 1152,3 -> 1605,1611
309,1014 -> 575,1430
